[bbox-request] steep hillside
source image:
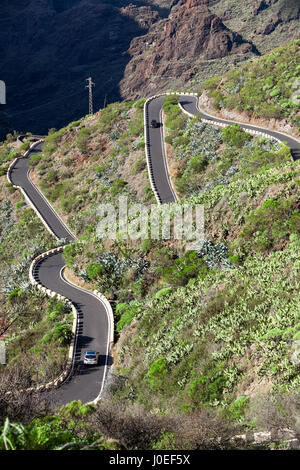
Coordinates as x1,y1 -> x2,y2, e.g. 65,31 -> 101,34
0,97 -> 153,389
110,97 -> 300,428
120,0 -> 300,98
1,0 -> 299,140
12,101 -> 299,449
1,44 -> 300,450
28,99 -> 154,235
0,140 -> 71,386
200,40 -> 300,136
120,0 -> 259,98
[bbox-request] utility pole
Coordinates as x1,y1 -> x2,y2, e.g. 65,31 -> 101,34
85,77 -> 95,115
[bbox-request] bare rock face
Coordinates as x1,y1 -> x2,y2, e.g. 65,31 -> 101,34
120,4 -> 160,29
120,0 -> 258,98
1,0 -> 299,138
256,0 -> 300,33
253,0 -> 271,16
263,12 -> 282,34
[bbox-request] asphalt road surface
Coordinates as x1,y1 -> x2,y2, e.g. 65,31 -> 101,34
178,95 -> 300,161
10,144 -> 111,406
10,143 -> 75,241
9,94 -> 300,405
147,96 -> 177,204
145,94 -> 300,205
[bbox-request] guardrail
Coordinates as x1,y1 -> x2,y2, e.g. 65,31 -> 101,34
144,92 -> 199,205
144,91 -> 294,203
144,96 -> 163,204
28,245 -> 78,390
7,140 -> 59,238
6,140 -> 114,396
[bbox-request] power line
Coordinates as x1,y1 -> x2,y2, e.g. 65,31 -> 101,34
1,75 -> 111,120
85,77 -> 95,115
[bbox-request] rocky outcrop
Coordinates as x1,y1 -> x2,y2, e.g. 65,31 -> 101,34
120,3 -> 160,29
263,12 -> 282,34
260,0 -> 300,35
253,0 -> 271,16
120,0 -> 258,99
254,0 -> 300,32
1,0 -> 299,139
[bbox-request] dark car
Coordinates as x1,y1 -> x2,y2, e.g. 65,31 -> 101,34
150,119 -> 159,128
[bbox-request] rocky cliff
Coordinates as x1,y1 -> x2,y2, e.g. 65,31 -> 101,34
0,0 -> 299,138
120,0 -> 258,98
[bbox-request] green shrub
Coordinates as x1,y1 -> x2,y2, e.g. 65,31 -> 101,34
46,170 -> 59,184
133,98 -> 146,109
147,358 -> 168,390
226,396 -> 249,421
288,213 -> 300,234
63,157 -> 73,167
60,197 -> 74,213
128,111 -> 144,137
159,251 -> 207,287
110,178 -> 127,196
154,288 -> 172,299
28,154 -> 43,167
189,154 -> 208,173
20,142 -> 30,151
8,288 -> 23,302
47,182 -> 67,202
188,367 -> 226,407
205,41 -> 300,122
175,176 -> 189,196
238,198 -> 297,253
76,127 -> 91,154
261,328 -> 283,340
173,136 -> 189,148
222,124 -> 252,148
52,322 -> 73,345
116,303 -> 139,332
164,135 -> 173,145
63,243 -> 81,266
45,129 -> 64,144
163,95 -> 179,110
46,299 -> 66,322
132,159 -> 146,174
202,76 -> 222,91
87,263 -> 104,280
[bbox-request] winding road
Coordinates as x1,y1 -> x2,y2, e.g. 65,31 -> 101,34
146,94 -> 300,204
9,144 -> 111,406
7,93 -> 300,405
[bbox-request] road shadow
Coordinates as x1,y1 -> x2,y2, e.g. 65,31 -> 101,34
73,354 -> 114,376
179,99 -> 196,107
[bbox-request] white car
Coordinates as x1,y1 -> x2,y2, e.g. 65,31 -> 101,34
83,350 -> 99,365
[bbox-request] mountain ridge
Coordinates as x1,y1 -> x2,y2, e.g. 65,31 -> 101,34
0,0 -> 299,140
